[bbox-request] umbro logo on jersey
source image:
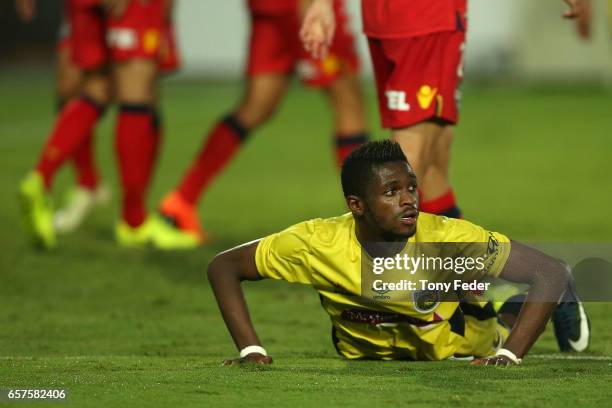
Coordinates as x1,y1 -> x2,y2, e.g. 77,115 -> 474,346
385,90 -> 410,111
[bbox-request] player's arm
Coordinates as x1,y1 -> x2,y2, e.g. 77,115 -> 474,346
207,240 -> 273,365
299,0 -> 335,59
472,241 -> 570,366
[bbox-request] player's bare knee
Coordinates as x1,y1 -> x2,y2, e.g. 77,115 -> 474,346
235,99 -> 279,129
81,70 -> 112,106
56,69 -> 82,102
56,50 -> 82,101
114,59 -> 158,105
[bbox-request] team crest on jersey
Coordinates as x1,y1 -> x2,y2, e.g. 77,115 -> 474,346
142,29 -> 161,54
413,289 -> 440,313
417,85 -> 438,109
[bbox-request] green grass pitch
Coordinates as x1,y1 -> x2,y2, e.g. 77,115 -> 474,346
1,70 -> 611,407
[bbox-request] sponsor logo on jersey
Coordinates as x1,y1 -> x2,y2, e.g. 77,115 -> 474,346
417,85 -> 438,110
385,90 -> 410,111
107,28 -> 137,50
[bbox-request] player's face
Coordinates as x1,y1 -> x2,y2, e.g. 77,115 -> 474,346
362,161 -> 419,240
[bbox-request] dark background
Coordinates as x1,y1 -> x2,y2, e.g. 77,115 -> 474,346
1,1 -> 61,61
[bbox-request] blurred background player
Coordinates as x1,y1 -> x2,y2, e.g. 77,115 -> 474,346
302,0 -> 467,220
18,0 -> 198,250
158,0 -> 369,244
301,0 -> 595,220
15,0 -> 111,234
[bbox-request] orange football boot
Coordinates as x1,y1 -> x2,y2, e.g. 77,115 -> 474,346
159,191 -> 208,244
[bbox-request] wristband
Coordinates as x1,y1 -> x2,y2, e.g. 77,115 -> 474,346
239,345 -> 267,358
495,348 -> 522,364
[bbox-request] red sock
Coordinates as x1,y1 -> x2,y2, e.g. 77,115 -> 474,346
335,133 -> 369,167
72,132 -> 100,190
115,105 -> 157,228
420,189 -> 462,219
177,114 -> 248,205
36,97 -> 102,189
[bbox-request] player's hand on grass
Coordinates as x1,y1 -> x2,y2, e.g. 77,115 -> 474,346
300,0 -> 335,59
471,355 -> 518,367
222,353 -> 273,366
102,0 -> 129,18
15,0 -> 36,22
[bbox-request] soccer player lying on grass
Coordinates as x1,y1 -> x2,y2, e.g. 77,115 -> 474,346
208,140 -> 590,366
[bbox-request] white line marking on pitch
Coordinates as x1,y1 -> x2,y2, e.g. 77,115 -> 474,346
531,354 -> 612,361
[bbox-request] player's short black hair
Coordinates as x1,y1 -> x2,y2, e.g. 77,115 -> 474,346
341,140 -> 409,198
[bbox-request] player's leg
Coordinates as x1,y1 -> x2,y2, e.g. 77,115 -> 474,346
113,59 -> 161,240
325,72 -> 370,166
110,0 -> 197,249
113,59 -> 155,228
31,69 -> 109,189
160,10 -> 293,240
54,37 -> 111,234
19,3 -> 111,249
422,125 -> 453,200
299,0 -> 369,166
390,121 -> 439,192
159,73 -> 290,240
56,43 -> 81,104
404,124 -> 462,218
56,40 -> 100,191
367,26 -> 464,218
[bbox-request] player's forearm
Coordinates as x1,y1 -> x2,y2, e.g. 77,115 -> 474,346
207,256 -> 263,351
503,261 -> 569,358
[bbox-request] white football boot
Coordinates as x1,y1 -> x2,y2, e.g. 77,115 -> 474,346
54,184 -> 111,234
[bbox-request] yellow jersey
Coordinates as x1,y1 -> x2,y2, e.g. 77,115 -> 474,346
255,212 -> 511,360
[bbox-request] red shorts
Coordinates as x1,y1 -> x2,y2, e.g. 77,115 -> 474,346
368,22 -> 466,128
59,8 -> 179,73
247,0 -> 359,88
68,0 -> 164,70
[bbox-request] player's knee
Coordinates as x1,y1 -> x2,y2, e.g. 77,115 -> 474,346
393,133 -> 433,159
81,73 -> 112,106
235,100 -> 278,129
114,59 -> 158,105
56,75 -> 82,102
